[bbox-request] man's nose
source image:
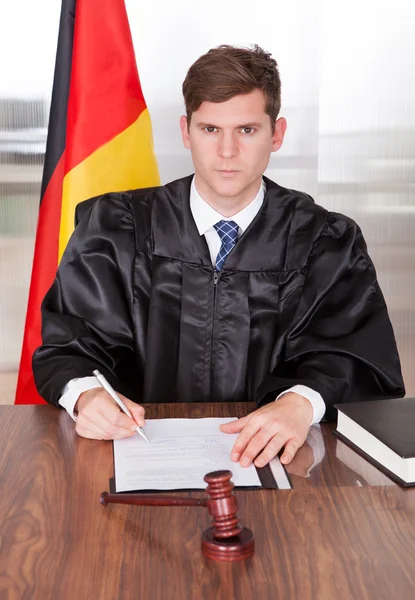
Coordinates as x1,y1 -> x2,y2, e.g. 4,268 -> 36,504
218,132 -> 238,158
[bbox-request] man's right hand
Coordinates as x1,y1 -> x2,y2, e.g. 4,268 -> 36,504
74,388 -> 146,440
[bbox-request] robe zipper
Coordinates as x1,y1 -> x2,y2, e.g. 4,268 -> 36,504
213,270 -> 219,311
210,270 -> 219,399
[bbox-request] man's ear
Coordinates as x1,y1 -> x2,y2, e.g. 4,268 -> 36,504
180,115 -> 191,149
271,117 -> 287,152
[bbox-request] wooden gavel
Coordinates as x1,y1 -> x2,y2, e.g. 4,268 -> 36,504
100,470 -> 254,561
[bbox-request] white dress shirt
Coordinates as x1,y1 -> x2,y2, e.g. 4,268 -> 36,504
59,177 -> 326,424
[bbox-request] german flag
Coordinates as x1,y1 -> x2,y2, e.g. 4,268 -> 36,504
15,0 -> 160,404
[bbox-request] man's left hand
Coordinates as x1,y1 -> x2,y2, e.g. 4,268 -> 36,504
219,392 -> 314,467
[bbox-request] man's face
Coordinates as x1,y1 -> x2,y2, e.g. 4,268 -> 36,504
180,89 -> 286,210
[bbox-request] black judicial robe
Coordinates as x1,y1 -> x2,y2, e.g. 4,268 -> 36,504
33,175 -> 405,420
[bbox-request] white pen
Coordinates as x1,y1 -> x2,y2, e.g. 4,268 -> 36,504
92,369 -> 150,443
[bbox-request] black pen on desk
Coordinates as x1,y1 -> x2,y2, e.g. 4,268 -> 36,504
92,369 -> 150,443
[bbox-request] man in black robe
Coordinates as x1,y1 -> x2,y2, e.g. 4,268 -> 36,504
33,45 -> 405,469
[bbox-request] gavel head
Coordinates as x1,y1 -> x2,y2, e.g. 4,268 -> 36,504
202,470 -> 255,561
203,470 -> 243,539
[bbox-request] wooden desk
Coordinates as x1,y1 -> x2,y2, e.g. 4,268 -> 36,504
1,404 -> 414,600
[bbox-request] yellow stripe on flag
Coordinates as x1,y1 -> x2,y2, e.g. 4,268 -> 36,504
59,108 -> 160,260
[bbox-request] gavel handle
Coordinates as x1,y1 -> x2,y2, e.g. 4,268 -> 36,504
100,491 -> 208,507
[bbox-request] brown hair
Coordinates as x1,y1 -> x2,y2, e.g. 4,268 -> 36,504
182,45 -> 281,132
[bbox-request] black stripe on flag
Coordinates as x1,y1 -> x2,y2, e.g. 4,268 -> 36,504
40,0 -> 76,201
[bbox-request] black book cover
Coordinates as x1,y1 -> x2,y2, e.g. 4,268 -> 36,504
335,398 -> 415,458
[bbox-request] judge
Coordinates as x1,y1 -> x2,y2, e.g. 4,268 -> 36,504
33,44 -> 405,469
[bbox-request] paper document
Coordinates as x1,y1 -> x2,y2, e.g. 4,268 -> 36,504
113,417 -> 262,492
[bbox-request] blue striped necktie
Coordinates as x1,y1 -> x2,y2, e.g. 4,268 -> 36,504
214,220 -> 239,271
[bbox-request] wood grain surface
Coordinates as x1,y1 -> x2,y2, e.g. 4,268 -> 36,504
0,404 -> 414,600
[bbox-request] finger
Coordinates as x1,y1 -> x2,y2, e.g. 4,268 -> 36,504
253,432 -> 289,467
94,395 -> 139,432
81,403 -> 137,438
98,407 -> 138,433
76,419 -> 136,440
220,416 -> 249,433
123,398 -> 146,428
280,439 -> 301,465
229,422 -> 262,462
110,427 -> 138,440
75,414 -> 136,440
76,412 -> 136,440
238,428 -> 276,467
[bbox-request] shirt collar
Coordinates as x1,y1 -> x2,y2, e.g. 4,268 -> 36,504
190,176 -> 266,237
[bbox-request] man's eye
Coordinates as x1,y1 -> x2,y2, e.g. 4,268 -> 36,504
241,127 -> 255,134
204,126 -> 217,133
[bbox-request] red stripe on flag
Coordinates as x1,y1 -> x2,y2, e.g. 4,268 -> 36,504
15,154 -> 66,404
65,0 -> 146,174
